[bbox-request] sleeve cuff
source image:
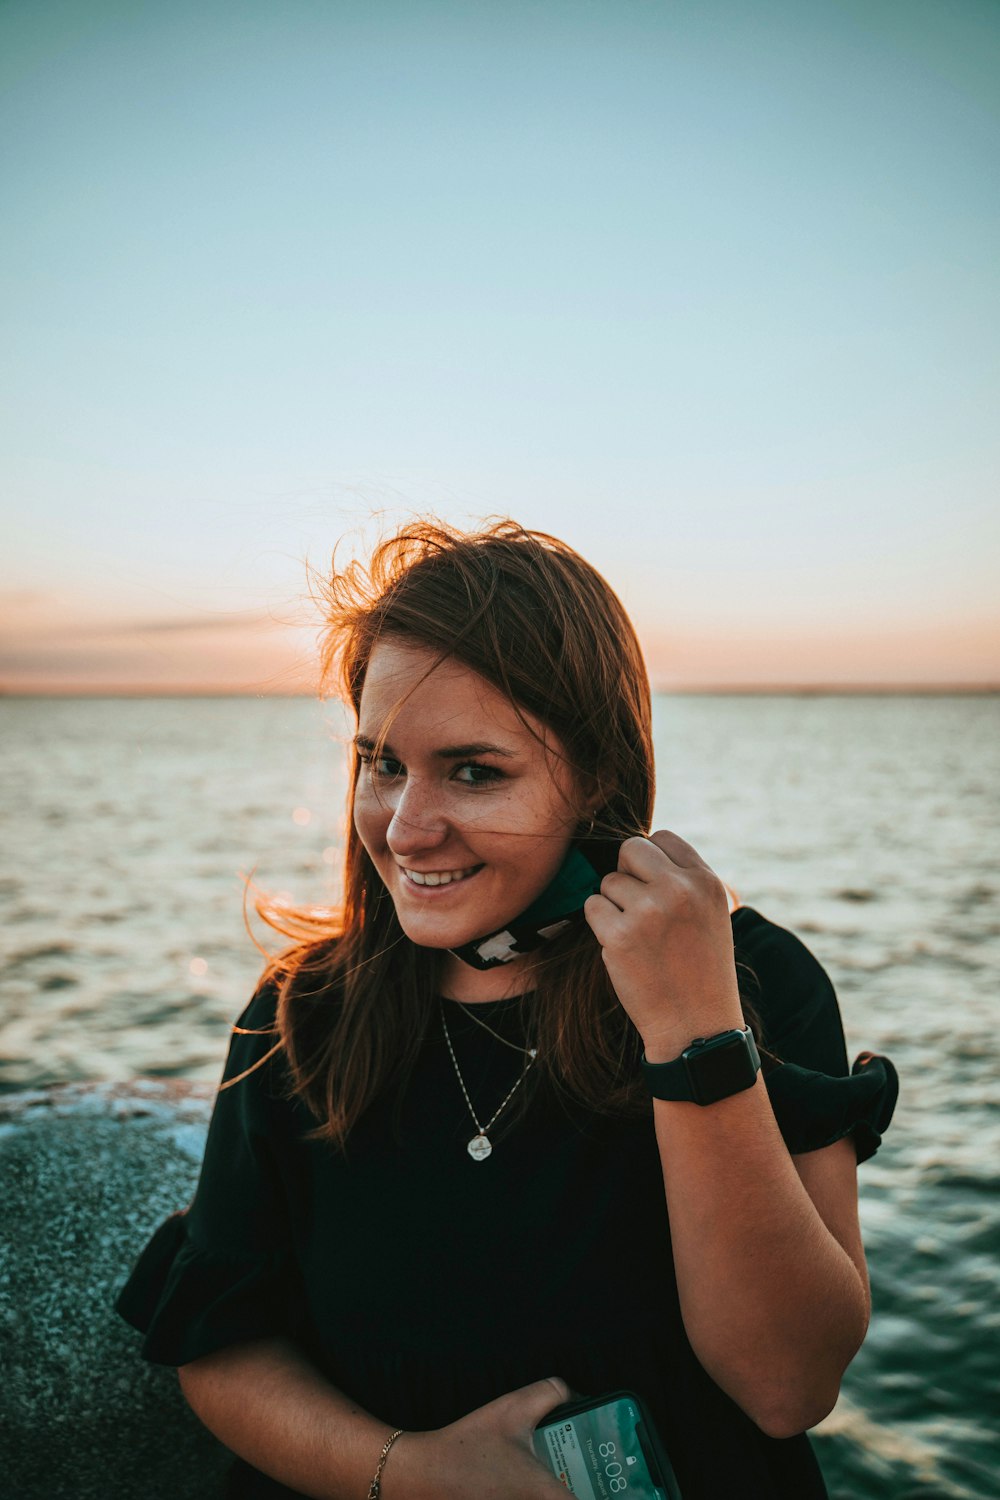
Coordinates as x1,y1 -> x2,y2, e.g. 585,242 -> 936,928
764,1051 -> 899,1164
115,1211 -> 302,1366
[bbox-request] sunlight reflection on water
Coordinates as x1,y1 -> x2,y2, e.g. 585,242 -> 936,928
2,693 -> 999,1497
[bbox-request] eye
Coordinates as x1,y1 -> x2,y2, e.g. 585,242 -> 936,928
453,762 -> 505,786
359,753 -> 403,780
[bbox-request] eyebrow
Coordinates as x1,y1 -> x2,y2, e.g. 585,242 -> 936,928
353,734 -> 517,760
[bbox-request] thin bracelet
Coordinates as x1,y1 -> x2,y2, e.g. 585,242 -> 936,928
367,1427 -> 404,1500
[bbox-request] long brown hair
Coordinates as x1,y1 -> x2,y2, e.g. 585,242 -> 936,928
239,517 -> 762,1151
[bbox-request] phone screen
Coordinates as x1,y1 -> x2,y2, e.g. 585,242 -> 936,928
532,1394 -> 679,1500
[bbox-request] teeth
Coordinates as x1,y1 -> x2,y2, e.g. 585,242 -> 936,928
405,866 -> 478,887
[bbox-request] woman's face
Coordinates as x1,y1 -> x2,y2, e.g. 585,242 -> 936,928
353,637 -> 593,962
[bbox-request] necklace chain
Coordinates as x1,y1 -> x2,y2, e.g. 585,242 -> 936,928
445,997 -> 537,1057
439,1001 -> 537,1159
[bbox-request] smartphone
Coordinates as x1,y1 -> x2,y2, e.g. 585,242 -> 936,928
532,1390 -> 682,1500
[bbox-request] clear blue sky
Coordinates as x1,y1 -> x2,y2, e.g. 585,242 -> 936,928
2,0 -> 997,691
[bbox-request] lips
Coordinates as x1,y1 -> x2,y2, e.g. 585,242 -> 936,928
401,864 -> 484,888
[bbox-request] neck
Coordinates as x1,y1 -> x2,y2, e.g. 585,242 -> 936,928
439,951 -> 537,1003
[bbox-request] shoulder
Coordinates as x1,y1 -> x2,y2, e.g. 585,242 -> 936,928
731,904 -> 833,986
234,973 -> 281,1032
730,905 -> 848,1072
227,958 -> 347,1089
219,974 -> 285,1093
233,948 -> 343,1043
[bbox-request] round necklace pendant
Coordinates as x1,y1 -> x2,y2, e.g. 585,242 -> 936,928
467,1133 -> 492,1161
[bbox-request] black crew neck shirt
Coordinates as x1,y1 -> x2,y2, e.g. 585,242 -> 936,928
117,906 -> 897,1499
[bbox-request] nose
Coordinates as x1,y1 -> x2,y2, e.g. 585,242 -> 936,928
384,777 -> 449,856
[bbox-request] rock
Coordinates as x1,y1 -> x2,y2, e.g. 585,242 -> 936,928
0,1080 -> 234,1498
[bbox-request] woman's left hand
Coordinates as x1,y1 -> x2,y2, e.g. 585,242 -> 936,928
582,830 -> 745,1061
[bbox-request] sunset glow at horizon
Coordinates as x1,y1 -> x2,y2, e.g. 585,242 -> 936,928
2,1 -> 997,695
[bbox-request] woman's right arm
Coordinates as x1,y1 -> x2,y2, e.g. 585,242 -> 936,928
178,1336 -> 571,1500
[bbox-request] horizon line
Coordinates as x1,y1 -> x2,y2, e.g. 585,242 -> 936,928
1,683 -> 997,699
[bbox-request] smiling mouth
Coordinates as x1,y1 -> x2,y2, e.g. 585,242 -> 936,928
401,865 -> 484,888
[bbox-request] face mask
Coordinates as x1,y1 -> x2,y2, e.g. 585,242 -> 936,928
447,837 -> 623,970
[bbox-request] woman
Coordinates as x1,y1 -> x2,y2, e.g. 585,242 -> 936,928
117,518 -> 898,1499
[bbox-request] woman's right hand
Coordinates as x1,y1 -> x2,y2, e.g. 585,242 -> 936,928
384,1376 -> 574,1499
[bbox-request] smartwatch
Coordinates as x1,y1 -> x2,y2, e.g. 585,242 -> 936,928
640,1026 -> 761,1105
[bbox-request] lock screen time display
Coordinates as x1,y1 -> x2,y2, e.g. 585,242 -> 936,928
532,1396 -> 672,1500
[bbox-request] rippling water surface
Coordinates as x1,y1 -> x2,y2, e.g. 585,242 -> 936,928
2,694 -> 998,1498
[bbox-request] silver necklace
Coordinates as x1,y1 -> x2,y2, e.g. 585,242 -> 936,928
445,997 -> 538,1057
439,1000 -> 537,1161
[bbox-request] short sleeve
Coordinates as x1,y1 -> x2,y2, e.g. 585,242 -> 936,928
115,979 -> 308,1365
732,906 -> 899,1165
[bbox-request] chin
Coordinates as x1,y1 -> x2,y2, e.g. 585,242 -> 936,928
396,914 -> 489,950
392,892 -> 516,950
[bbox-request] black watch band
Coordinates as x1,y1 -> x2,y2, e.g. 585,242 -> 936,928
640,1026 -> 761,1105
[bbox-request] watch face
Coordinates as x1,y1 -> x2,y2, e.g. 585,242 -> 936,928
682,1030 -> 758,1105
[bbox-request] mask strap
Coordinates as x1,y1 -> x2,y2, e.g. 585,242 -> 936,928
447,839 -> 619,971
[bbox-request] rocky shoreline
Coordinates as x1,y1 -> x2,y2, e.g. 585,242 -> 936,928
0,1080 -> 232,1498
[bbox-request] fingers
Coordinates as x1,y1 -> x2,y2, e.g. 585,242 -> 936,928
584,830 -> 724,945
596,869 -> 638,910
485,1377 -> 572,1442
541,1375 -> 571,1406
614,830 -> 713,876
642,828 -> 715,872
582,890 -> 624,946
474,1376 -> 571,1428
516,1375 -> 571,1424
613,835 -> 721,902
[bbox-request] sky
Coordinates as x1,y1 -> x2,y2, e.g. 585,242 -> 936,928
1,0 -> 998,693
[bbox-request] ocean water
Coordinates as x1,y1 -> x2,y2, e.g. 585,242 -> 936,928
2,693 -> 998,1498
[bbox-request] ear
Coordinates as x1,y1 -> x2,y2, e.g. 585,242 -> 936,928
574,769 -> 615,828
584,765 -> 617,813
